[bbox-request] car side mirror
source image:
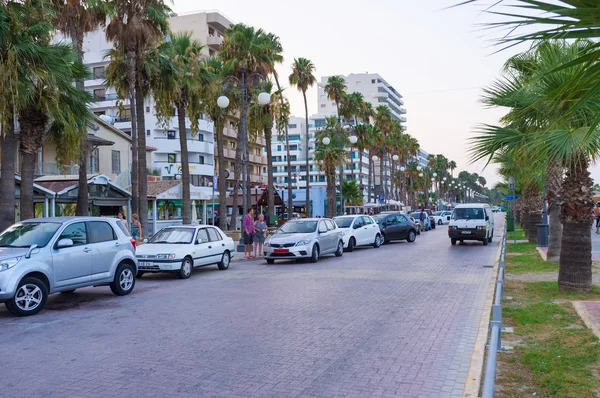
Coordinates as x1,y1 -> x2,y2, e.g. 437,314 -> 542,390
447,216 -> 450,220
56,238 -> 74,249
196,238 -> 208,244
353,224 -> 361,229
485,216 -> 490,221
143,238 -> 148,243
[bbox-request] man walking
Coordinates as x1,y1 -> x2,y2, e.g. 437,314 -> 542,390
243,207 -> 255,259
419,208 -> 426,232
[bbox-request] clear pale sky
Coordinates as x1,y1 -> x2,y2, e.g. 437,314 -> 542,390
173,0 -> 600,188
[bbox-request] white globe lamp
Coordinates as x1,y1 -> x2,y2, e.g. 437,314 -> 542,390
322,137 -> 331,145
349,135 -> 358,144
419,172 -> 423,177
400,166 -> 405,172
433,172 -> 437,177
217,95 -> 230,109
372,155 -> 379,161
417,165 -> 422,171
257,92 -> 271,105
392,154 -> 399,161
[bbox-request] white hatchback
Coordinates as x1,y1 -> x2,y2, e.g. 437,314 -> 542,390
135,225 -> 235,279
333,215 -> 382,252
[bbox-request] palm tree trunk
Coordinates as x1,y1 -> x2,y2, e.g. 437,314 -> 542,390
230,123 -> 241,230
136,81 -> 148,230
379,154 -> 384,204
368,157 -> 373,203
522,183 -> 542,243
18,108 -> 46,221
273,74 -> 292,220
264,125 -> 275,224
216,119 -> 227,231
303,90 -> 310,216
126,49 -> 139,215
326,164 -> 336,217
546,164 -> 563,262
558,157 -> 593,292
73,28 -> 88,217
358,146 -> 364,200
177,103 -> 191,225
0,114 -> 16,230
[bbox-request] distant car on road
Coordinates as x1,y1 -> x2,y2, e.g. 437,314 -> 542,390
448,203 -> 495,245
333,215 -> 382,252
0,217 -> 137,317
135,225 -> 235,279
410,212 -> 432,231
433,211 -> 451,225
372,213 -> 418,244
264,218 -> 344,264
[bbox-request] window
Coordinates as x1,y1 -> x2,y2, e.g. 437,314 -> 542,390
320,104 -> 326,108
199,155 -> 205,165
112,151 -> 121,174
93,88 -> 106,100
196,228 -> 209,243
93,66 -> 105,79
290,155 -> 297,161
168,153 -> 176,163
197,133 -> 204,142
90,148 -> 99,173
353,218 -> 364,228
356,81 -> 361,85
146,106 -> 150,113
116,221 -> 130,237
289,145 -> 298,151
229,141 -> 235,149
207,228 -> 222,242
147,130 -> 150,136
59,222 -> 87,246
325,220 -> 336,231
362,216 -> 373,225
277,145 -> 282,151
94,110 -> 106,116
89,222 -> 116,243
256,148 -> 261,156
289,124 -> 297,129
118,108 -> 131,122
167,130 -> 176,140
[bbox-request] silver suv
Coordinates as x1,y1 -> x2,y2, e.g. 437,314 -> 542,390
0,217 -> 138,316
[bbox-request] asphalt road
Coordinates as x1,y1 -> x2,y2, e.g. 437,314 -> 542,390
0,216 -> 503,398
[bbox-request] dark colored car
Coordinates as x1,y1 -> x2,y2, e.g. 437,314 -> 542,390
372,212 -> 417,244
424,209 -> 436,229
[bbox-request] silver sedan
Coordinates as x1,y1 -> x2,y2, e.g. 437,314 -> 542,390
264,218 -> 344,264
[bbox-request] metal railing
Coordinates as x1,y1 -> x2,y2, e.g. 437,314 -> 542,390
481,226 -> 508,398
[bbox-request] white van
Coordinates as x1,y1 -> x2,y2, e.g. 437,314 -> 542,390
448,203 -> 494,246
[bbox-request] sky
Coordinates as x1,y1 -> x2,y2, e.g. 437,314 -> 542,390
173,0 -> 600,188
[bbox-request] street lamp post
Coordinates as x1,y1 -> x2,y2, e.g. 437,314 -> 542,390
508,176 -> 516,245
218,65 -> 270,244
392,155 -> 399,201
372,155 -> 379,205
400,166 -> 406,206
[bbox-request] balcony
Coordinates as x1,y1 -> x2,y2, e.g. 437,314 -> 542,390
249,153 -> 265,164
154,161 -> 214,177
223,126 -> 237,139
400,116 -> 407,123
152,137 -> 214,155
207,35 -> 224,49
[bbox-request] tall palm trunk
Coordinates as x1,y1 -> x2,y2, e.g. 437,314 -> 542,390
368,156 -> 373,203
177,102 -> 191,225
216,119 -> 227,231
379,153 -> 384,204
273,75 -> 292,219
326,164 -> 336,217
126,49 -> 139,215
230,123 -> 242,230
0,114 -> 16,230
358,145 -> 364,199
18,108 -> 47,221
558,157 -> 593,292
264,124 -> 275,224
73,28 -> 89,217
303,90 -> 310,216
522,182 -> 542,243
136,81 -> 148,230
546,164 -> 563,262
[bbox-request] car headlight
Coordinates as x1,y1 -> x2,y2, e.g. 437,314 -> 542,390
156,253 -> 176,260
264,241 -> 271,247
0,257 -> 21,272
449,226 -> 458,230
295,239 -> 311,246
476,226 -> 487,230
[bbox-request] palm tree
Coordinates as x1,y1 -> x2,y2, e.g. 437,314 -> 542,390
324,75 -> 346,119
449,160 -> 457,178
289,57 -> 316,216
342,180 -> 362,206
373,106 -> 392,200
105,0 -> 171,231
52,0 -> 107,216
152,32 -> 213,225
354,124 -> 369,201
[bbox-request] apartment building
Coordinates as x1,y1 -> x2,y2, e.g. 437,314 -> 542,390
57,10 -> 265,189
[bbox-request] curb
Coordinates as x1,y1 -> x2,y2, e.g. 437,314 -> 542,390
572,301 -> 600,340
463,228 -> 505,398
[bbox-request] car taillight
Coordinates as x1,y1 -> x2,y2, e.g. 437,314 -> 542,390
130,238 -> 137,250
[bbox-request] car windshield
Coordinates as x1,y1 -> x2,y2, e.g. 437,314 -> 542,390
149,228 -> 195,244
333,217 -> 354,228
434,211 -> 442,216
372,215 -> 386,223
278,220 -> 317,234
452,208 -> 485,220
0,222 -> 61,248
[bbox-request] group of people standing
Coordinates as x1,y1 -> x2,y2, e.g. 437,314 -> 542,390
117,211 -> 143,240
243,208 -> 267,259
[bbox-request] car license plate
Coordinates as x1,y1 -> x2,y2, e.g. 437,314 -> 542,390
461,231 -> 472,235
139,261 -> 153,267
273,249 -> 289,253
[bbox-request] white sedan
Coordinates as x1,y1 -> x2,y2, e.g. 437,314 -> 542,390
135,225 -> 235,279
434,210 -> 453,225
333,215 -> 382,252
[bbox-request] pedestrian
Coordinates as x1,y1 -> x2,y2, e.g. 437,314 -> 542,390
243,207 -> 255,259
594,203 -> 600,234
131,213 -> 142,240
419,208 -> 426,232
253,214 -> 267,258
117,211 -> 128,231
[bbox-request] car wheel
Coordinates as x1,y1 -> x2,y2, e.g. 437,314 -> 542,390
373,234 -> 382,248
266,259 -> 275,264
407,230 -> 416,243
310,244 -> 319,263
347,237 -> 356,252
136,271 -> 145,278
438,219 -> 443,225
482,237 -> 489,246
110,263 -> 136,296
335,240 -> 344,257
451,238 -> 457,245
178,257 -> 193,279
60,290 -> 76,295
218,251 -> 230,270
5,277 -> 48,317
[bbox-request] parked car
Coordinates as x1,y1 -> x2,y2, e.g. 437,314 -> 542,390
424,209 -> 437,229
409,216 -> 422,235
372,213 -> 417,244
433,211 -> 451,225
448,203 -> 495,246
333,215 -> 382,252
410,212 -> 432,231
0,217 -> 137,317
264,218 -> 344,264
135,225 -> 235,279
